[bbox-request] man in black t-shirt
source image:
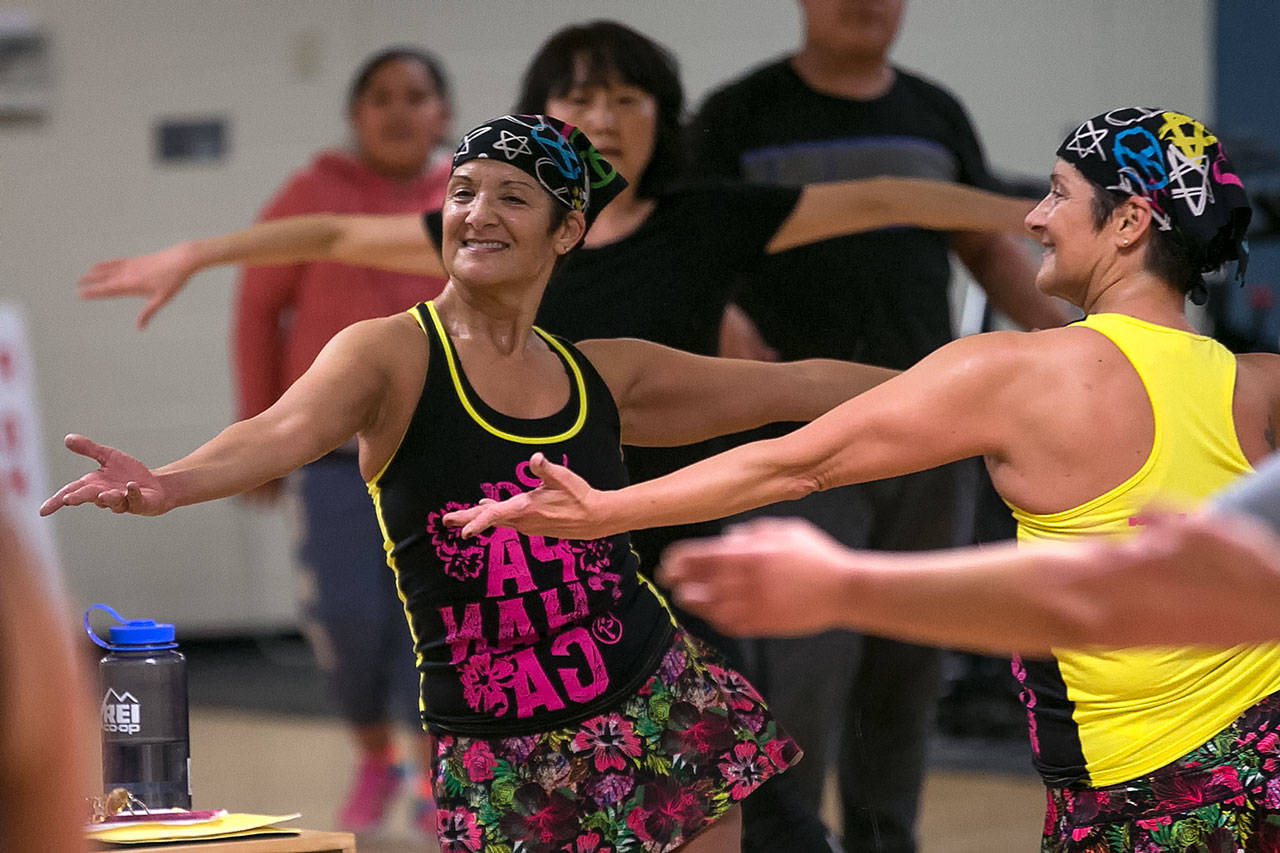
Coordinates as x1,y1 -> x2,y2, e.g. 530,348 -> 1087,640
687,2 -> 1066,851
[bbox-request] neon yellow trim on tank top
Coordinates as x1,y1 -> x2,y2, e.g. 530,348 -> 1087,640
362,307 -> 431,489
636,570 -> 679,628
365,476 -> 429,717
424,301 -> 588,444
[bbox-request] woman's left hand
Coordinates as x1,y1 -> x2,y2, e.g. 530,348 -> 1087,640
443,453 -> 606,539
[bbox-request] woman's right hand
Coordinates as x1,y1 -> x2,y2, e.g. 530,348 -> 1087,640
78,243 -> 197,329
39,434 -> 174,517
442,453 -> 608,540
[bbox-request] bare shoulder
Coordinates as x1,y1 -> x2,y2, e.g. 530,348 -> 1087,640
919,327 -> 1092,384
338,313 -> 430,477
575,337 -> 669,395
576,336 -> 661,364
1236,351 -> 1280,391
1233,352 -> 1280,421
1233,352 -> 1280,458
1005,322 -> 1133,377
920,326 -> 1135,437
325,312 -> 428,368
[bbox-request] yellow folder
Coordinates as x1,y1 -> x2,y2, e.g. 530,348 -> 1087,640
86,812 -> 302,845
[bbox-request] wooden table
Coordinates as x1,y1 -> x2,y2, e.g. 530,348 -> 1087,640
90,828 -> 355,852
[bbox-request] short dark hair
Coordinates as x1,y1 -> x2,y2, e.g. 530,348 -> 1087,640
348,47 -> 451,112
516,21 -> 684,198
1088,183 -> 1202,296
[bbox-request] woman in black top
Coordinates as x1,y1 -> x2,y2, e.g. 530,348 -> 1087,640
78,24 -> 1031,583
76,23 -> 1033,848
46,114 -> 900,852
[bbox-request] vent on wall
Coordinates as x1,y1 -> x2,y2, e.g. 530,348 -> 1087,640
154,117 -> 229,164
0,12 -> 50,122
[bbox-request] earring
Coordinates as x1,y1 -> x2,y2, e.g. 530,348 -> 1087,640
1122,239 -> 1130,246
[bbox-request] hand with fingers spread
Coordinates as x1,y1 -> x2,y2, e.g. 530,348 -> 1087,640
443,452 -> 607,540
658,518 -> 854,638
78,243 -> 197,329
39,434 -> 173,517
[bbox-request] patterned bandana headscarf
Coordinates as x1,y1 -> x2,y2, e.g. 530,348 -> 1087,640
450,114 -> 626,232
1057,108 -> 1251,294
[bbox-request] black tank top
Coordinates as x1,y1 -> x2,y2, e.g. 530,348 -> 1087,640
369,302 -> 675,735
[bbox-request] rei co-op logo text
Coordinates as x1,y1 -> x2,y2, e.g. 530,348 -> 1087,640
101,688 -> 141,734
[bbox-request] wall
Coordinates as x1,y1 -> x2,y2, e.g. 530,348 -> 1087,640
1212,0 -> 1280,350
0,0 -> 1211,631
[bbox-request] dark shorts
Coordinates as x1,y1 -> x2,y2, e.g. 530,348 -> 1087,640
1043,692 -> 1280,852
296,454 -> 420,726
431,629 -> 800,853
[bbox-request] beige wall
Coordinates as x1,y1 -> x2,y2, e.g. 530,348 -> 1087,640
1,0 -> 1211,631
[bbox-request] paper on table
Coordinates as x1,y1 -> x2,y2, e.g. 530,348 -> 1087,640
86,812 -> 302,844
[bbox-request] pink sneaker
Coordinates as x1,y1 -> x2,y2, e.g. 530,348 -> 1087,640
336,759 -> 403,832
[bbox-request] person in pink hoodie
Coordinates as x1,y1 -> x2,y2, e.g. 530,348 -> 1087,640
233,47 -> 452,836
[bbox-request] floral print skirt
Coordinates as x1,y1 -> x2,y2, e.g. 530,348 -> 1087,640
431,628 -> 800,853
1043,691 -> 1280,852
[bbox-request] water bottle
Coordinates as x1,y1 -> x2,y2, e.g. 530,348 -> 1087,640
85,604 -> 191,810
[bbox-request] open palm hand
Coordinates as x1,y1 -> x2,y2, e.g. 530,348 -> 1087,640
39,434 -> 172,516
443,453 -> 606,539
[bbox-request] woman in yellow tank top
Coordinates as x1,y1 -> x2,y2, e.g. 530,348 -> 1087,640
448,108 -> 1280,852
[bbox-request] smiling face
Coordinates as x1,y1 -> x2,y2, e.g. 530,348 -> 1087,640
349,57 -> 451,180
1025,159 -> 1114,304
544,64 -> 657,190
440,159 -> 585,290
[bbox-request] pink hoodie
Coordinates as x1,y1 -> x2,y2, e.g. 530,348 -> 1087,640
233,149 -> 449,422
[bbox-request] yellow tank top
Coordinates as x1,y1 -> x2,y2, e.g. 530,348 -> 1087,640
1008,313 -> 1280,787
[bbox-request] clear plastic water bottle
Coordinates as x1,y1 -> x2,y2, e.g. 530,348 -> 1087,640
85,604 -> 191,810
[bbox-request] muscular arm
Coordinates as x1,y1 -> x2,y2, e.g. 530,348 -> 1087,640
580,338 -> 897,448
767,177 -> 1035,254
160,316 -> 406,508
41,318 -> 403,516
953,230 -> 1071,330
659,431 -> 1280,653
449,332 -> 1027,539
659,509 -> 1280,653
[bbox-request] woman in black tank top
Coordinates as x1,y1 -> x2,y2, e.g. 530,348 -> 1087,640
45,116 -> 905,852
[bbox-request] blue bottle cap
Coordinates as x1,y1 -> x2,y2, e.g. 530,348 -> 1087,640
85,604 -> 178,651
108,619 -> 176,645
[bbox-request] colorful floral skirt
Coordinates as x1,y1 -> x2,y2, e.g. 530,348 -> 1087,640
1043,691 -> 1280,852
431,628 -> 800,853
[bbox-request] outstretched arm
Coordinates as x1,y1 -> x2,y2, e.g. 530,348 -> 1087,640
765,177 -> 1035,254
447,331 -> 1024,539
40,317 -> 399,516
578,337 -> 897,448
79,213 -> 439,328
658,509 -> 1280,653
